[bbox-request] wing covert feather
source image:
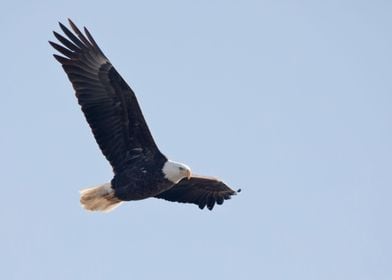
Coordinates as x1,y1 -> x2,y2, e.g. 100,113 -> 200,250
155,176 -> 239,210
50,19 -> 164,172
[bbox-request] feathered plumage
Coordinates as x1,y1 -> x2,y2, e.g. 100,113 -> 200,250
50,19 -> 239,211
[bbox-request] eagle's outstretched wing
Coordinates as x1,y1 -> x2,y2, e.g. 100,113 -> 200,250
155,176 -> 240,210
50,19 -> 165,173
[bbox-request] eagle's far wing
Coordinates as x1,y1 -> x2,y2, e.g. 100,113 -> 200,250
50,19 -> 164,172
155,176 -> 240,210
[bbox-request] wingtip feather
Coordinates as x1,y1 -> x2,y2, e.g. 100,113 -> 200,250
67,18 -> 75,26
53,54 -> 70,64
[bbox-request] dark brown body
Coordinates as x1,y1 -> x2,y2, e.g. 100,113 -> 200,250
111,156 -> 173,201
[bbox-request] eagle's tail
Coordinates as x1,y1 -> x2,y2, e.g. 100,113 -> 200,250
80,183 -> 123,212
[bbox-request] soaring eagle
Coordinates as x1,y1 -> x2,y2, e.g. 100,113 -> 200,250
49,19 -> 240,212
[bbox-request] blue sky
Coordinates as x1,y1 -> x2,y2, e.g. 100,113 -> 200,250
1,1 -> 391,279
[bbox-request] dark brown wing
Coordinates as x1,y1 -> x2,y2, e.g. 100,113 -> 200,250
50,19 -> 165,172
155,176 -> 240,210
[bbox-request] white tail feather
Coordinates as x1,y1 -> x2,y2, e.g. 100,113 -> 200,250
80,183 -> 123,212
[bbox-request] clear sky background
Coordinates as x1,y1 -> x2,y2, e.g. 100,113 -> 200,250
1,1 -> 391,279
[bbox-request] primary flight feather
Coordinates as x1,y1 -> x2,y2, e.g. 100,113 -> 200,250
50,19 -> 239,212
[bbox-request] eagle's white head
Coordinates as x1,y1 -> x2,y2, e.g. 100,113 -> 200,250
162,160 -> 192,183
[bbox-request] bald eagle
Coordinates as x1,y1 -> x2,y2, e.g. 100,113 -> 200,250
49,19 -> 240,212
